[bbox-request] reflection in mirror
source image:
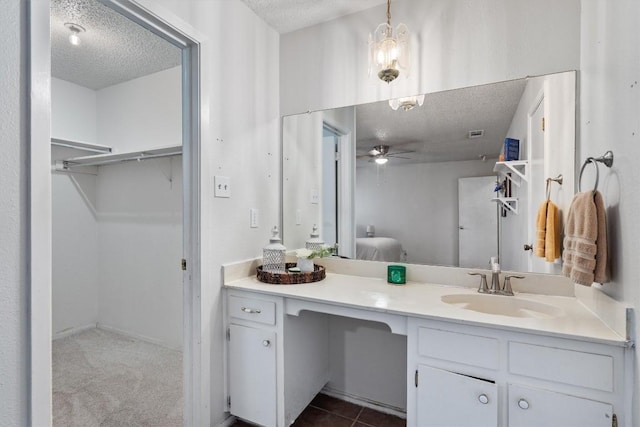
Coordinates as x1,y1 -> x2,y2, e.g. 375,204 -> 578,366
282,71 -> 575,274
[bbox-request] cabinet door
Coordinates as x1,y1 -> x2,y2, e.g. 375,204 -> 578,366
229,324 -> 277,427
417,365 -> 497,427
508,384 -> 613,427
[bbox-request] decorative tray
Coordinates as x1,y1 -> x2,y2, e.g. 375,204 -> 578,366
257,263 -> 326,285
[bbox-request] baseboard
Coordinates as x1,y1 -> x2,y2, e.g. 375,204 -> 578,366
97,324 -> 181,351
53,323 -> 97,340
216,415 -> 237,427
321,386 -> 407,419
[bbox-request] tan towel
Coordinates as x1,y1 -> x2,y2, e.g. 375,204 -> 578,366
535,200 -> 561,261
562,191 -> 608,285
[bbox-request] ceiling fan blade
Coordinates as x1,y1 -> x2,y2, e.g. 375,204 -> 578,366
388,150 -> 415,155
388,155 -> 412,159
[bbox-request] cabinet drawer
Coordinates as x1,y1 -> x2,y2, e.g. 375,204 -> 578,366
229,295 -> 276,325
508,342 -> 613,391
417,327 -> 499,370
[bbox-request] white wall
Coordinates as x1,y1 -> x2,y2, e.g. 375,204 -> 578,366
580,1 -> 640,423
51,79 -> 100,337
97,66 -> 182,152
52,78 -> 97,143
96,159 -> 183,349
145,2 -> 281,425
280,0 -> 581,116
357,159 -> 496,266
0,0 -> 28,423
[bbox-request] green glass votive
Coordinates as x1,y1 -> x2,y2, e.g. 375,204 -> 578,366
387,265 -> 406,285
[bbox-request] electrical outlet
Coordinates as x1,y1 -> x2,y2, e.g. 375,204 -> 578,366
214,176 -> 231,198
250,208 -> 259,228
295,209 -> 302,225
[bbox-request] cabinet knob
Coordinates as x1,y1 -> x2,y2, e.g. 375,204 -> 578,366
478,394 -> 489,404
518,399 -> 530,410
262,340 -> 271,347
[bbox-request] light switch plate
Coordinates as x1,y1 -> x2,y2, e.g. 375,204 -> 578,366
250,208 -> 259,228
214,176 -> 231,198
295,209 -> 302,225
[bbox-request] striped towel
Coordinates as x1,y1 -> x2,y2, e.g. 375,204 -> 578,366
562,191 -> 608,286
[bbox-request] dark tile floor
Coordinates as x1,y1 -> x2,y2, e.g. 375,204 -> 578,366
232,393 -> 405,427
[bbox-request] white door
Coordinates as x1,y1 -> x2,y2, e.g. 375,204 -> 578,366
417,365 -> 498,427
458,176 -> 498,268
228,324 -> 277,427
508,384 -> 613,427
528,97 -> 549,273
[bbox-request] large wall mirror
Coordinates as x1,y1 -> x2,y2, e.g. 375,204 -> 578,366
282,71 -> 576,274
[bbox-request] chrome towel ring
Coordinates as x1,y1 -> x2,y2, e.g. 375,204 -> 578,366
579,150 -> 614,193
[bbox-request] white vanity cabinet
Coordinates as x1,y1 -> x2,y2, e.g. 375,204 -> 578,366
407,318 -> 628,427
225,290 -> 330,427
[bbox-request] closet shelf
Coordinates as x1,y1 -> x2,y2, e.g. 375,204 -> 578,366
51,137 -> 112,154
493,160 -> 528,187
491,197 -> 519,214
57,145 -> 182,170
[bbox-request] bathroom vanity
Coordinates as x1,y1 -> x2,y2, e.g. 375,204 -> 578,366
222,258 -> 634,427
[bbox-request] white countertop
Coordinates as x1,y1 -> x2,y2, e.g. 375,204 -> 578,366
224,269 -> 631,347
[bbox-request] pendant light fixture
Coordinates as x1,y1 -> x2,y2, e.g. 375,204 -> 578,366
389,94 -> 425,111
369,0 -> 410,84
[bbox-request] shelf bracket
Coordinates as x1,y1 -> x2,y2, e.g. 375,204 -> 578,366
491,197 -> 518,214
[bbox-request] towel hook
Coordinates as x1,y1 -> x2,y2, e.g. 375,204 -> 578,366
579,151 -> 614,193
545,174 -> 563,200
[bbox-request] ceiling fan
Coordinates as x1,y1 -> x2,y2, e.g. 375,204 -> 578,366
357,144 -> 414,164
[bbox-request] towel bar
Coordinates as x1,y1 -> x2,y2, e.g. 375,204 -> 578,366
579,151 -> 614,193
545,175 -> 563,200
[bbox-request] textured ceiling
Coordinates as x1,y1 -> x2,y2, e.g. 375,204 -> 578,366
355,79 -> 528,164
51,0 -> 181,90
240,0 -> 388,33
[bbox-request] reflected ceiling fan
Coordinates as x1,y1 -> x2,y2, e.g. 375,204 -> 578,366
357,144 -> 414,164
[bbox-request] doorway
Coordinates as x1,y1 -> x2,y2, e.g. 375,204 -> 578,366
29,1 -> 202,425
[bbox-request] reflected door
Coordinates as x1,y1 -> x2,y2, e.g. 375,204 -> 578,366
458,176 -> 498,268
322,126 -> 339,247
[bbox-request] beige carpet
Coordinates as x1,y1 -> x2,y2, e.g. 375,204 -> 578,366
53,328 -> 183,427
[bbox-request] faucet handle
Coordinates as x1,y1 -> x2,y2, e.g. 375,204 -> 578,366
502,275 -> 525,296
468,272 -> 489,293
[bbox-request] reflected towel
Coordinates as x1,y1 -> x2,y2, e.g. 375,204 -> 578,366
562,191 -> 608,286
535,200 -> 561,262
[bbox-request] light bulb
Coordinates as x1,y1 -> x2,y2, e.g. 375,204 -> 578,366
375,157 -> 388,165
69,32 -> 81,46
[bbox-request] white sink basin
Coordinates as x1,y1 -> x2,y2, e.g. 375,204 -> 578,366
441,293 -> 564,319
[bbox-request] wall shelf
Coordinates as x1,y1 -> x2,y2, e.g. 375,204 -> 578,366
56,145 -> 182,170
493,160 -> 528,187
51,137 -> 112,154
491,197 -> 519,214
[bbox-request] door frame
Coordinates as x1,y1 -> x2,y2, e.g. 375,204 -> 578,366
28,1 -> 205,425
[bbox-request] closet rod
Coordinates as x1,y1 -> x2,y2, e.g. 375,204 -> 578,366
61,145 -> 182,169
51,137 -> 112,154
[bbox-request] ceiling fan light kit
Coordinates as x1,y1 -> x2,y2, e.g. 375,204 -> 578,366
389,94 -> 425,111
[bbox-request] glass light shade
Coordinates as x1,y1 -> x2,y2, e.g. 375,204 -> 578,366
369,22 -> 410,83
375,157 -> 389,165
389,94 -> 425,111
69,32 -> 81,46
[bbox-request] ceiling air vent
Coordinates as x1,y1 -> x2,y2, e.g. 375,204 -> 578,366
468,130 -> 484,139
